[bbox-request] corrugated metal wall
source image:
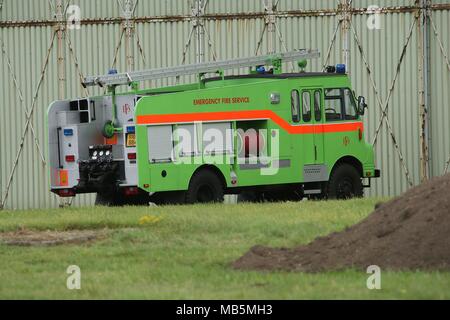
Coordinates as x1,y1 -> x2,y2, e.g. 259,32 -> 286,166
0,0 -> 449,209
429,7 -> 450,177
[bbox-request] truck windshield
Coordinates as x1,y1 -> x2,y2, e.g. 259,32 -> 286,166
325,88 -> 358,121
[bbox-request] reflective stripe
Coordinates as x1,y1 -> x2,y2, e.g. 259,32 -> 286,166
136,110 -> 363,134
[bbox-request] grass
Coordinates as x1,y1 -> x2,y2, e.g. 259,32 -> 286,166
0,198 -> 449,299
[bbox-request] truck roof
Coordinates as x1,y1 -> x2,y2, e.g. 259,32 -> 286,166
202,72 -> 348,89
108,71 -> 347,99
130,72 -> 347,96
204,72 -> 345,83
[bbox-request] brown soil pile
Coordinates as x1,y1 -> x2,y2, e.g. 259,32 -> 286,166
233,174 -> 450,272
0,229 -> 109,246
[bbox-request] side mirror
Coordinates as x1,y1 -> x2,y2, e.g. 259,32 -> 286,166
358,96 -> 368,116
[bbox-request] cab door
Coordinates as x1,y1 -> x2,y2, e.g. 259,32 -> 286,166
291,89 -> 314,165
291,89 -> 325,168
298,88 -> 324,164
299,88 -> 327,184
312,89 -> 324,164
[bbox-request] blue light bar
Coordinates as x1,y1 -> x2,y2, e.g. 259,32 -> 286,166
63,128 -> 74,136
336,64 -> 346,74
256,65 -> 265,74
127,126 -> 136,134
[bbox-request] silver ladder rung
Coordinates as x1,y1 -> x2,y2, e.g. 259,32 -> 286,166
82,49 -> 320,88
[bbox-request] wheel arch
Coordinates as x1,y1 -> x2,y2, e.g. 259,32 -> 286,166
331,156 -> 363,178
190,164 -> 227,189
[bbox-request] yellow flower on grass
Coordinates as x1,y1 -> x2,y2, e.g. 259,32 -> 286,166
139,215 -> 162,226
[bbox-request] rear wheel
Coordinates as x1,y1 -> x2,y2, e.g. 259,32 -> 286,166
185,169 -> 224,204
327,163 -> 363,199
95,192 -> 118,206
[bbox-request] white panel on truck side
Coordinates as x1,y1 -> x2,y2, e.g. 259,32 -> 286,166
147,125 -> 174,163
176,124 -> 200,157
203,122 -> 233,155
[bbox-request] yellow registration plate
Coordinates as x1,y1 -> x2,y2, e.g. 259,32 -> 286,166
126,133 -> 136,147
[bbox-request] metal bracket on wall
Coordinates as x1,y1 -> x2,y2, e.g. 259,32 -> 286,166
1,0 -> 91,209
338,0 -> 352,73
119,0 -> 137,72
177,0 -> 217,84
0,32 -> 57,210
112,0 -> 146,71
0,40 -> 46,166
321,20 -> 342,71
255,0 -> 278,56
427,11 -> 450,175
371,19 -> 417,186
350,21 -> 414,187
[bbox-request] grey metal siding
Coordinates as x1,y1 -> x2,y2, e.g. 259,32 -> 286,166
0,0 -> 449,209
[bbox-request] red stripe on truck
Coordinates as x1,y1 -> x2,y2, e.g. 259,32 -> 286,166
136,110 -> 363,134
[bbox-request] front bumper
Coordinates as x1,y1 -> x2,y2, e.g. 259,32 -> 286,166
362,169 -> 381,188
374,169 -> 381,178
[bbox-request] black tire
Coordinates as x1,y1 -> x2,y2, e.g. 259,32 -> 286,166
95,192 -> 117,206
185,169 -> 224,204
327,163 -> 363,199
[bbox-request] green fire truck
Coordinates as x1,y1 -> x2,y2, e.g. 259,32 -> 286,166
47,49 -> 380,205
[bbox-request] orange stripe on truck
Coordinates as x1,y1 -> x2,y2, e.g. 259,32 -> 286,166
136,110 -> 363,134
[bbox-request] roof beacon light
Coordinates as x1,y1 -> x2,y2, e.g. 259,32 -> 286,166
298,59 -> 308,72
336,64 -> 346,74
256,65 -> 265,74
326,66 -> 336,73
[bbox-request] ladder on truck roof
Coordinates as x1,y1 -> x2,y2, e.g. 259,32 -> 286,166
82,49 -> 320,88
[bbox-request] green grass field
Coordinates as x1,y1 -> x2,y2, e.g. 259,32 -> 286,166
0,199 -> 449,299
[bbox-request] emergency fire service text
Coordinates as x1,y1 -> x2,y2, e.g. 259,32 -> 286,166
193,97 -> 250,105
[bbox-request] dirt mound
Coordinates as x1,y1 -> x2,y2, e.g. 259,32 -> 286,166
233,174 -> 450,272
0,229 -> 109,246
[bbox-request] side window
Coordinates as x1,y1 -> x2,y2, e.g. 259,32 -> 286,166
291,90 -> 300,123
314,90 -> 322,122
344,88 -> 358,120
324,89 -> 343,121
302,91 -> 311,122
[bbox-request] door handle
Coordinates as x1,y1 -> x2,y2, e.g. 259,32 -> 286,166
57,127 -> 63,169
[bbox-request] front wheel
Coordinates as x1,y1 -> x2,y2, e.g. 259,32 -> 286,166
327,164 -> 363,199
